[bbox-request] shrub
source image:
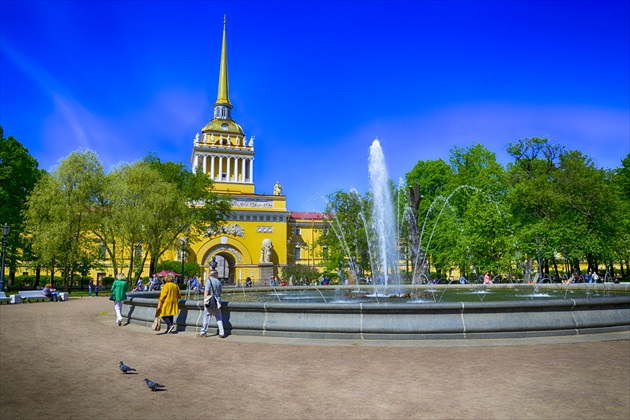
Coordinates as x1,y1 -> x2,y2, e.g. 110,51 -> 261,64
101,276 -> 115,288
282,264 -> 320,285
12,275 -> 64,289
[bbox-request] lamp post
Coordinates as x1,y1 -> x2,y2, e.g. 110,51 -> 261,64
179,238 -> 187,285
1,223 -> 10,292
535,234 -> 542,283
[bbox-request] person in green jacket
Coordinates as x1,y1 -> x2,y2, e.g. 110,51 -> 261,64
111,273 -> 128,326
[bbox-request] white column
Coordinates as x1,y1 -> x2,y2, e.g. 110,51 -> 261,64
227,157 -> 232,182
192,154 -> 198,173
218,156 -> 223,181
241,158 -> 246,183
250,158 -> 254,183
201,154 -> 206,175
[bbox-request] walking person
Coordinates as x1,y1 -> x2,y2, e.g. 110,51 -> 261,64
155,273 -> 181,334
198,270 -> 225,338
111,273 -> 128,326
88,279 -> 94,297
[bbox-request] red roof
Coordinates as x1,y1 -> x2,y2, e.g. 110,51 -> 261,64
289,211 -> 324,220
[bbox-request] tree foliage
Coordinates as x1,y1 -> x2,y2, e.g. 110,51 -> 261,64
320,138 -> 628,282
24,150 -> 104,290
281,263 -> 320,285
0,127 -> 44,284
22,150 -> 231,287
317,190 -> 372,278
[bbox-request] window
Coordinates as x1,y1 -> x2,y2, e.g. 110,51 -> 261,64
294,227 -> 301,236
294,246 -> 301,261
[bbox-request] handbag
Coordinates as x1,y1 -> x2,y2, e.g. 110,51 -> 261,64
203,295 -> 221,309
151,317 -> 161,331
204,280 -> 221,309
109,294 -> 115,301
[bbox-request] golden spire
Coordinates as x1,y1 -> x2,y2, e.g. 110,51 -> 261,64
216,15 -> 230,106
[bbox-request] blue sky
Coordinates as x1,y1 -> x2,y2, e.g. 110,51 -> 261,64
1,1 -> 628,212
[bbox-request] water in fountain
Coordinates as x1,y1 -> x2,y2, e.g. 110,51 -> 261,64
368,138 -> 400,293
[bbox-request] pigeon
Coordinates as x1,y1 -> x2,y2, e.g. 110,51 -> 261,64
144,378 -> 165,391
119,361 -> 136,374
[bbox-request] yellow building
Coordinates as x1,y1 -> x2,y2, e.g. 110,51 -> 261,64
187,19 -> 325,285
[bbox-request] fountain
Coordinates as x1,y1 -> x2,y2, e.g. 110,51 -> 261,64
368,139 -> 399,293
123,139 -> 630,339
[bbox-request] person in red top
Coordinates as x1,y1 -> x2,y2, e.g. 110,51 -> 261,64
483,272 -> 492,284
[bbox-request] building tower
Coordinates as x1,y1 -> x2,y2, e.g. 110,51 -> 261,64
189,17 -> 292,284
191,16 -> 255,195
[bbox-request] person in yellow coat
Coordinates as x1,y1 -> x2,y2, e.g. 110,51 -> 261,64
155,273 -> 181,334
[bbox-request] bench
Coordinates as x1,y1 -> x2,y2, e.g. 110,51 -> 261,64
0,291 -> 11,304
19,290 -> 51,302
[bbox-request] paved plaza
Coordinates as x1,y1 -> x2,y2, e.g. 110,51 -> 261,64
1,297 -> 628,419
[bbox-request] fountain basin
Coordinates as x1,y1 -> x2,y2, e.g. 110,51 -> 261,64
123,287 -> 630,339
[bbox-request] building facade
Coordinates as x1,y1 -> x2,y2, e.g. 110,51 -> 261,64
187,19 -> 325,285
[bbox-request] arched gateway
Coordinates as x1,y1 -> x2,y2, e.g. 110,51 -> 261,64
196,236 -> 254,283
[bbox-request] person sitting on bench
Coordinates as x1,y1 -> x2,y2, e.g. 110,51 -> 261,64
42,284 -> 59,302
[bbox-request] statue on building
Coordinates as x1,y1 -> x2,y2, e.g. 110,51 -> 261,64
248,135 -> 255,147
260,238 -> 273,263
194,132 -> 200,144
273,181 -> 282,196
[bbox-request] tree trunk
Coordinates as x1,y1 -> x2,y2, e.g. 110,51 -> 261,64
406,184 -> 424,284
134,251 -> 150,281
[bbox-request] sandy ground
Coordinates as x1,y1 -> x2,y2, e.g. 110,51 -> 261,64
0,297 -> 628,420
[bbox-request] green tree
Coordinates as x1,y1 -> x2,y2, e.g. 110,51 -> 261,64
24,151 -> 104,290
445,144 -> 510,277
141,154 -> 231,276
554,151 -> 619,274
282,263 -> 320,285
404,159 -> 452,280
0,127 -> 44,287
505,137 -> 566,279
614,154 -> 630,277
318,190 -> 371,279
106,161 -> 178,280
618,154 -> 630,200
505,138 -> 623,279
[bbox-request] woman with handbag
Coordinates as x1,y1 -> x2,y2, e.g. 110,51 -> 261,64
111,273 -> 128,326
155,273 -> 181,334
